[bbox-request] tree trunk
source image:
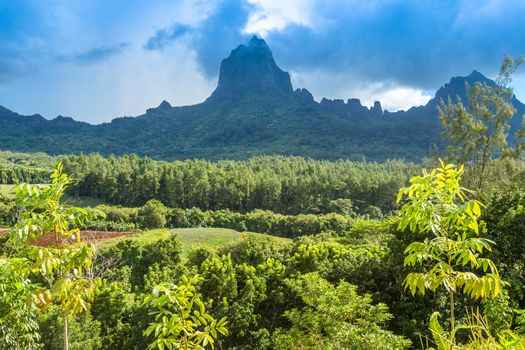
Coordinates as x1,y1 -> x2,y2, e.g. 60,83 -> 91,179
450,291 -> 455,340
63,312 -> 69,350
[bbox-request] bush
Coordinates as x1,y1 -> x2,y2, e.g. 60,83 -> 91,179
138,200 -> 168,229
81,220 -> 139,232
96,205 -> 138,224
95,204 -> 353,238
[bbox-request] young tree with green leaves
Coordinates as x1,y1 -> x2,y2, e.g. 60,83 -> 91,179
397,161 -> 504,340
4,162 -> 104,350
0,258 -> 41,350
439,56 -> 524,190
143,275 -> 228,350
271,272 -> 411,350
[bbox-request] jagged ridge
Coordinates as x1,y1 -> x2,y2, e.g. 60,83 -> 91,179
0,37 -> 524,161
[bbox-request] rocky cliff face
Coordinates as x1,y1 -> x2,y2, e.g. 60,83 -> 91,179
207,36 -> 294,102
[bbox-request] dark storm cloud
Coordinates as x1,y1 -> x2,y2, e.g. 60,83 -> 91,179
145,24 -> 192,51
145,0 -> 525,89
145,0 -> 255,78
72,43 -> 130,64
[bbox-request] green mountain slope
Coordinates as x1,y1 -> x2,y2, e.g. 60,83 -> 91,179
1,36 -> 523,161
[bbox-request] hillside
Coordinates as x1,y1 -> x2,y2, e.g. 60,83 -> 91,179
1,36 -> 524,161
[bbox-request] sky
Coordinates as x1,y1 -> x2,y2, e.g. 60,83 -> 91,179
0,0 -> 524,124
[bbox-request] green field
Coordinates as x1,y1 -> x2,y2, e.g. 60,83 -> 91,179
97,227 -> 291,258
95,229 -> 172,249
172,227 -> 242,256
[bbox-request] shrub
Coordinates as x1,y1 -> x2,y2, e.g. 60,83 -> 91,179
81,220 -> 139,232
96,205 -> 138,224
138,200 -> 168,229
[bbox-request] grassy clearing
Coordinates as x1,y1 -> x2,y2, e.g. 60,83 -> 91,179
172,227 -> 242,256
172,228 -> 292,258
97,227 -> 292,259
96,229 -> 171,250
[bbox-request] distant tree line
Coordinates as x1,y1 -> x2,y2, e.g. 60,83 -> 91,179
61,154 -> 418,215
0,165 -> 50,184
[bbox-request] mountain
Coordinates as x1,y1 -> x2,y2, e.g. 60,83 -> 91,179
207,36 -> 293,101
0,36 -> 524,161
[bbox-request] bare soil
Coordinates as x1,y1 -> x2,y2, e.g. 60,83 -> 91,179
28,230 -> 139,246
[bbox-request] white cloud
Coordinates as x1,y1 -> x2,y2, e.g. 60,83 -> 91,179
513,73 -> 525,103
290,69 -> 432,111
368,85 -> 432,111
244,0 -> 315,35
0,43 -> 215,124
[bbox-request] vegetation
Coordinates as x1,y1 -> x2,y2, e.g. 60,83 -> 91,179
439,56 -> 524,190
3,155 -> 525,348
143,275 -> 228,350
60,154 -> 416,215
398,162 -> 506,347
3,56 -> 525,349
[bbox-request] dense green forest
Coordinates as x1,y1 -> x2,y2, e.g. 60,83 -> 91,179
60,154 -> 418,215
3,159 -> 525,349
2,152 -> 525,349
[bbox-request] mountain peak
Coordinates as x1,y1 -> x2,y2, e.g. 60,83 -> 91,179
428,69 -> 494,108
468,69 -> 484,79
207,36 -> 293,102
249,35 -> 268,48
158,100 -> 172,109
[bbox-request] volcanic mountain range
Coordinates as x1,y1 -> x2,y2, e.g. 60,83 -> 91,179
1,36 -> 523,161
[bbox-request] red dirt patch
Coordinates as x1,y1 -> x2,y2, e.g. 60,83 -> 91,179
31,231 -> 140,246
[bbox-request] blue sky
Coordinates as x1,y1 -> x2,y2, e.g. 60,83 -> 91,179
0,0 -> 524,123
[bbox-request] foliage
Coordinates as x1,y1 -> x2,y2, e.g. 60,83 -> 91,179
0,150 -> 53,184
81,219 -> 139,232
398,161 -> 506,348
218,232 -> 288,265
38,305 -> 102,350
439,56 -> 524,189
139,199 -> 168,229
425,310 -> 525,350
482,187 -> 525,307
272,273 -> 411,349
62,154 -> 416,214
398,162 -> 503,299
3,163 -> 104,350
143,275 -> 228,350
88,281 -> 138,350
0,258 -> 41,350
95,233 -> 182,289
198,254 -> 269,348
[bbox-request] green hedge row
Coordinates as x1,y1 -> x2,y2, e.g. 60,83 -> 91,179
1,198 -> 354,237
95,201 -> 353,237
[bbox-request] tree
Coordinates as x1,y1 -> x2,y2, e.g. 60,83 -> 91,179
397,161 -> 504,336
0,258 -> 41,350
6,162 -> 104,350
143,275 -> 228,350
138,199 -> 168,229
271,273 -> 411,350
439,55 -> 524,190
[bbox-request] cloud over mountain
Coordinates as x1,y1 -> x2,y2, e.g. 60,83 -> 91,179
0,0 -> 524,122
